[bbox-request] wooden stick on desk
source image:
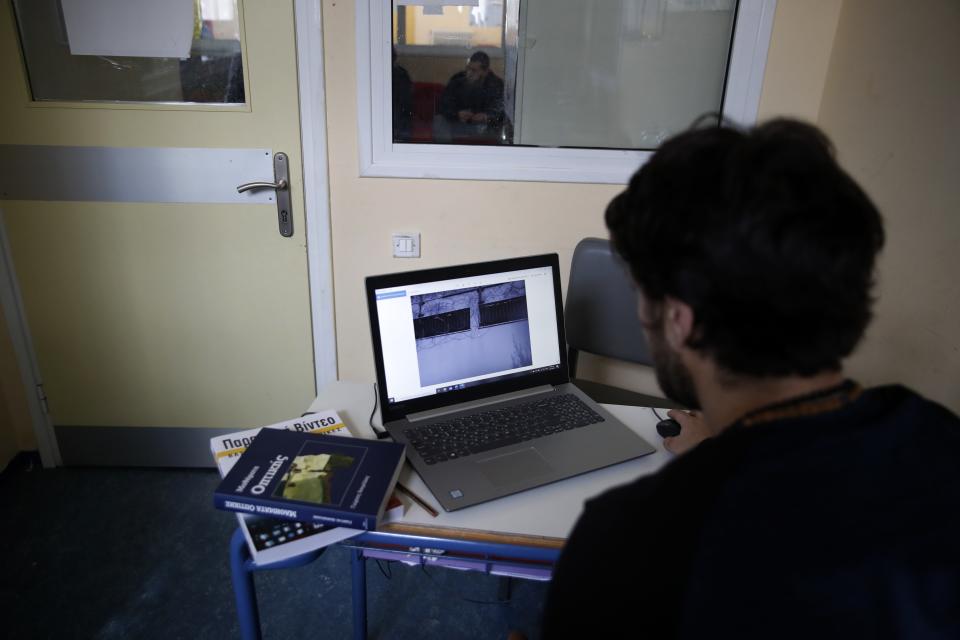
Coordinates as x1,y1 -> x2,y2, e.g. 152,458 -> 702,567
396,482 -> 439,518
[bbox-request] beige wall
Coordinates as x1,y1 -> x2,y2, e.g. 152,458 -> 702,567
404,5 -> 502,48
816,0 -> 960,412
320,0 -> 854,397
327,0 -> 960,414
757,0 -> 844,121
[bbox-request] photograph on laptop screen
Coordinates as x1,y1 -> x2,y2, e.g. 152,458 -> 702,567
411,281 -> 533,387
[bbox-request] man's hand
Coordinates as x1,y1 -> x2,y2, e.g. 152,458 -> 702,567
458,110 -> 473,123
470,112 -> 489,124
662,409 -> 711,455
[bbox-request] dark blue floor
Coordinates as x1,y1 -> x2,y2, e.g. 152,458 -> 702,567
0,453 -> 548,639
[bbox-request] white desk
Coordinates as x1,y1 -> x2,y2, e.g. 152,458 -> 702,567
232,380 -> 674,640
309,380 -> 673,546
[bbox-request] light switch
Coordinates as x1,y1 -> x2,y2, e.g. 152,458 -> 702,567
392,232 -> 420,258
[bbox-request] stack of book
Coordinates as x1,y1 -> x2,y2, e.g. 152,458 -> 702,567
210,411 -> 406,565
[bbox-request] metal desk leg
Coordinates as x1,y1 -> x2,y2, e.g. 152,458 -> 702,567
230,528 -> 262,640
352,548 -> 368,640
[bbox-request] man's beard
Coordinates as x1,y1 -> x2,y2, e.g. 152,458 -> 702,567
647,327 -> 701,410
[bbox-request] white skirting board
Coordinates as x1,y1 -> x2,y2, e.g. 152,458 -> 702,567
54,425 -> 236,467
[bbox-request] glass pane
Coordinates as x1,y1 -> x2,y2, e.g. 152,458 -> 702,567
390,0 -> 737,149
392,2 -> 510,144
398,2 -> 503,47
12,0 -> 245,104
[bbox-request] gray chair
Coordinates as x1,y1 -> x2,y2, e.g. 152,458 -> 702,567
565,237 -> 679,408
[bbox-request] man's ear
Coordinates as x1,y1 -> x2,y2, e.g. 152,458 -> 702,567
662,297 -> 694,350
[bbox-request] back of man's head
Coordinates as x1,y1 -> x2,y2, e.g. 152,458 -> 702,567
606,118 -> 885,378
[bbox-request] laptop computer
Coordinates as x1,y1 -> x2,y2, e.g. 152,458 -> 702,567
365,253 -> 656,512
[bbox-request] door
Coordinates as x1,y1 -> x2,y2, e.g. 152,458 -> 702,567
0,2 -> 324,466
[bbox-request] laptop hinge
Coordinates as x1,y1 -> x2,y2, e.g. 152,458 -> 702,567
406,385 -> 556,422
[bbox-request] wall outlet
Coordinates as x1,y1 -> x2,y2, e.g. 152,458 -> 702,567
392,232 -> 420,258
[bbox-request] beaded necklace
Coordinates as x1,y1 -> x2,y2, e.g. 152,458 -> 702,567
738,379 -> 863,428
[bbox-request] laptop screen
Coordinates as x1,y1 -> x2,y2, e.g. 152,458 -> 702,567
374,267 -> 560,402
371,262 -> 563,407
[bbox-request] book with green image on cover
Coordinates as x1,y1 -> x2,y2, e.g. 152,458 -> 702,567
214,428 -> 406,531
209,411 -> 403,564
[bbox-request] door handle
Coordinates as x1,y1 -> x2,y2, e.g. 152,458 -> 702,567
236,179 -> 287,193
237,152 -> 293,238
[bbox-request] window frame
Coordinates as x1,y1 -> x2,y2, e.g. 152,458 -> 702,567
356,0 -> 777,184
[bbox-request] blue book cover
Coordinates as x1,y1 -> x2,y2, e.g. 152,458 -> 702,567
214,429 -> 406,530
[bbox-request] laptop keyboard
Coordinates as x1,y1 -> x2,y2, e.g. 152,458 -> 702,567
403,393 -> 604,465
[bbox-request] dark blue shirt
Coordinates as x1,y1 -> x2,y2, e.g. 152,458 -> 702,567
440,70 -> 505,125
542,385 -> 960,638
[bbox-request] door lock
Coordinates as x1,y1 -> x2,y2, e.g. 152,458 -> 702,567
237,152 -> 293,238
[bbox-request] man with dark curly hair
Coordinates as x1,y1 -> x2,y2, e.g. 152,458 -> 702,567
541,119 -> 960,638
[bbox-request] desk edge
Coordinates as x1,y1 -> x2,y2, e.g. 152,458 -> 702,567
380,522 -> 565,550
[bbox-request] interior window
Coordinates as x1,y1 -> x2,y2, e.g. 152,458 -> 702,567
358,0 -> 775,183
12,0 -> 245,104
391,0 -> 737,150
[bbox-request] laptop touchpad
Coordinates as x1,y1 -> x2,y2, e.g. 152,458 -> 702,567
477,448 -> 553,487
